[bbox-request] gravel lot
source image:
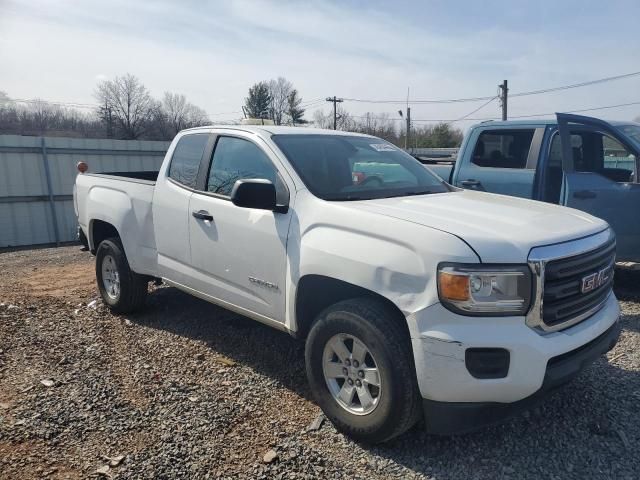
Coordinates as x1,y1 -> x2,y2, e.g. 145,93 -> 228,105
1,246 -> 639,479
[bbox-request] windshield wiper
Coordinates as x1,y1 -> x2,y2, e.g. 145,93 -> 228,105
381,190 -> 433,199
325,195 -> 365,201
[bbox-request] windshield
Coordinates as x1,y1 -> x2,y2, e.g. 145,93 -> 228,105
616,124 -> 640,146
271,134 -> 450,201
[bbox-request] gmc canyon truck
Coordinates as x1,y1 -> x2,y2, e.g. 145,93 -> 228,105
74,126 -> 620,442
426,113 -> 640,263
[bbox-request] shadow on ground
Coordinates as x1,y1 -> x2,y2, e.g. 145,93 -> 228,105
129,286 -> 639,480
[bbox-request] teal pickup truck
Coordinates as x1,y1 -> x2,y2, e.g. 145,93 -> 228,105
427,114 -> 640,263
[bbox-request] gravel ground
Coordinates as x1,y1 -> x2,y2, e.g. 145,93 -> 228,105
0,245 -> 639,480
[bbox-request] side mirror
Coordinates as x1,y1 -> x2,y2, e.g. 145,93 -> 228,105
230,179 -> 277,210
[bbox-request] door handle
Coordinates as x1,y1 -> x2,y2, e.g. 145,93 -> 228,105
192,210 -> 213,221
461,179 -> 482,188
573,190 -> 597,199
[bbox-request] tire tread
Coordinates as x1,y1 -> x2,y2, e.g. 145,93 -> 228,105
306,297 -> 421,443
96,237 -> 147,313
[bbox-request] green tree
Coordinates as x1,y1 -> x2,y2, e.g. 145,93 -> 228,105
414,122 -> 463,148
287,89 -> 306,125
244,82 -> 271,119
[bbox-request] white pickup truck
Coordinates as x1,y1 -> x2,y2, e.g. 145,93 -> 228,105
74,126 -> 620,442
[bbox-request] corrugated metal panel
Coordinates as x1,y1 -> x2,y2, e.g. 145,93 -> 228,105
0,135 -> 170,248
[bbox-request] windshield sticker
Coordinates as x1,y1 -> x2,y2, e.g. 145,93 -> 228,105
369,143 -> 397,152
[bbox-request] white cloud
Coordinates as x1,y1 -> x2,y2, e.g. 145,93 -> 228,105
0,0 -> 638,126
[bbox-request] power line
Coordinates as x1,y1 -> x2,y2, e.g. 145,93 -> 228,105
453,96 -> 498,122
12,98 -> 98,109
341,71 -> 640,105
349,100 -> 640,124
493,100 -> 640,120
413,100 -> 640,122
510,71 -> 640,98
300,97 -> 324,107
208,110 -> 244,116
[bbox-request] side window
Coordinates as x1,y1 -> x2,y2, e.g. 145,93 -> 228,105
550,131 -> 636,183
207,136 -> 278,196
168,134 -> 209,188
602,134 -> 636,182
471,129 -> 535,169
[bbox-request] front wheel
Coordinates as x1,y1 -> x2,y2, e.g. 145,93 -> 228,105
95,238 -> 148,313
305,298 -> 421,443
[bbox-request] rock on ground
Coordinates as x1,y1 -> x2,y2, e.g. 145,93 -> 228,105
0,246 -> 639,479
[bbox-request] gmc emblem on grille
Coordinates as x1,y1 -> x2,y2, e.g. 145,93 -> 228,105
581,266 -> 611,294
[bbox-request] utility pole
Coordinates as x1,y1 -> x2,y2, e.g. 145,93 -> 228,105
326,96 -> 343,130
398,107 -> 411,149
405,107 -> 411,149
498,79 -> 508,121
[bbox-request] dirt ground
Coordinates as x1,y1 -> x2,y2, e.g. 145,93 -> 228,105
1,246 -> 639,479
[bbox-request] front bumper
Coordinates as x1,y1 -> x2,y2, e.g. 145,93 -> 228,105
422,320 -> 620,434
409,293 -> 620,433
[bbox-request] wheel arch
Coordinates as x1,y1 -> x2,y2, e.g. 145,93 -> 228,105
294,274 -> 410,340
89,219 -> 120,254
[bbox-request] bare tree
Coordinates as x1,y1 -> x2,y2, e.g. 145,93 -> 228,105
268,77 -> 293,125
312,106 -> 354,131
29,99 -> 62,134
0,91 -> 10,106
94,74 -> 154,139
156,92 -> 209,137
351,112 -> 397,142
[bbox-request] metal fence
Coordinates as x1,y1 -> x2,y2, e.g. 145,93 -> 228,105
0,135 -> 170,248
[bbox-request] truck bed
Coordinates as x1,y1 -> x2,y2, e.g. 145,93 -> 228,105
75,171 -> 159,276
87,170 -> 159,183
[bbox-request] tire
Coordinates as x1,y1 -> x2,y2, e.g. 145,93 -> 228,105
95,237 -> 148,313
305,297 -> 421,443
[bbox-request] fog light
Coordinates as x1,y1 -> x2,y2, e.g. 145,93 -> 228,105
465,348 -> 510,379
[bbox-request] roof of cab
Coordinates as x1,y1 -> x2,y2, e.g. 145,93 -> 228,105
470,118 -> 639,128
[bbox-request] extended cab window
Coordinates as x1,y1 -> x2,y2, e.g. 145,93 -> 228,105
207,136 -> 278,196
472,129 -> 534,169
168,134 -> 209,188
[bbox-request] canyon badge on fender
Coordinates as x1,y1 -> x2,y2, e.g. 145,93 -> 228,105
581,266 -> 612,294
248,276 -> 279,291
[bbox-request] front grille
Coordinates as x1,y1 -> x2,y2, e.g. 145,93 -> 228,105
542,237 -> 615,327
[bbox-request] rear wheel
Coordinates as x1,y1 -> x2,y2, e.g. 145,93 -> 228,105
305,298 -> 421,443
95,238 -> 148,313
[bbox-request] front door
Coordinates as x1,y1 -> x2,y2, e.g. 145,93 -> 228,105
187,134 -> 292,322
557,113 -> 640,262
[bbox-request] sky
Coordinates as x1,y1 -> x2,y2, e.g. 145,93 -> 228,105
1,0 -> 639,129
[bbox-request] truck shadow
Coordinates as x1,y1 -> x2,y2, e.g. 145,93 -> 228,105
135,285 -> 313,401
131,285 -> 639,480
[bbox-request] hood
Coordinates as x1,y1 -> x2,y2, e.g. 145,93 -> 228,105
345,190 -> 608,262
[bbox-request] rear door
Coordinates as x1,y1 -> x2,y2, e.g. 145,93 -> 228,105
557,113 -> 640,262
152,132 -> 212,284
454,126 -> 544,198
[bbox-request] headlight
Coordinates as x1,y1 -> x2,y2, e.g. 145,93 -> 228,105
437,264 -> 532,316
